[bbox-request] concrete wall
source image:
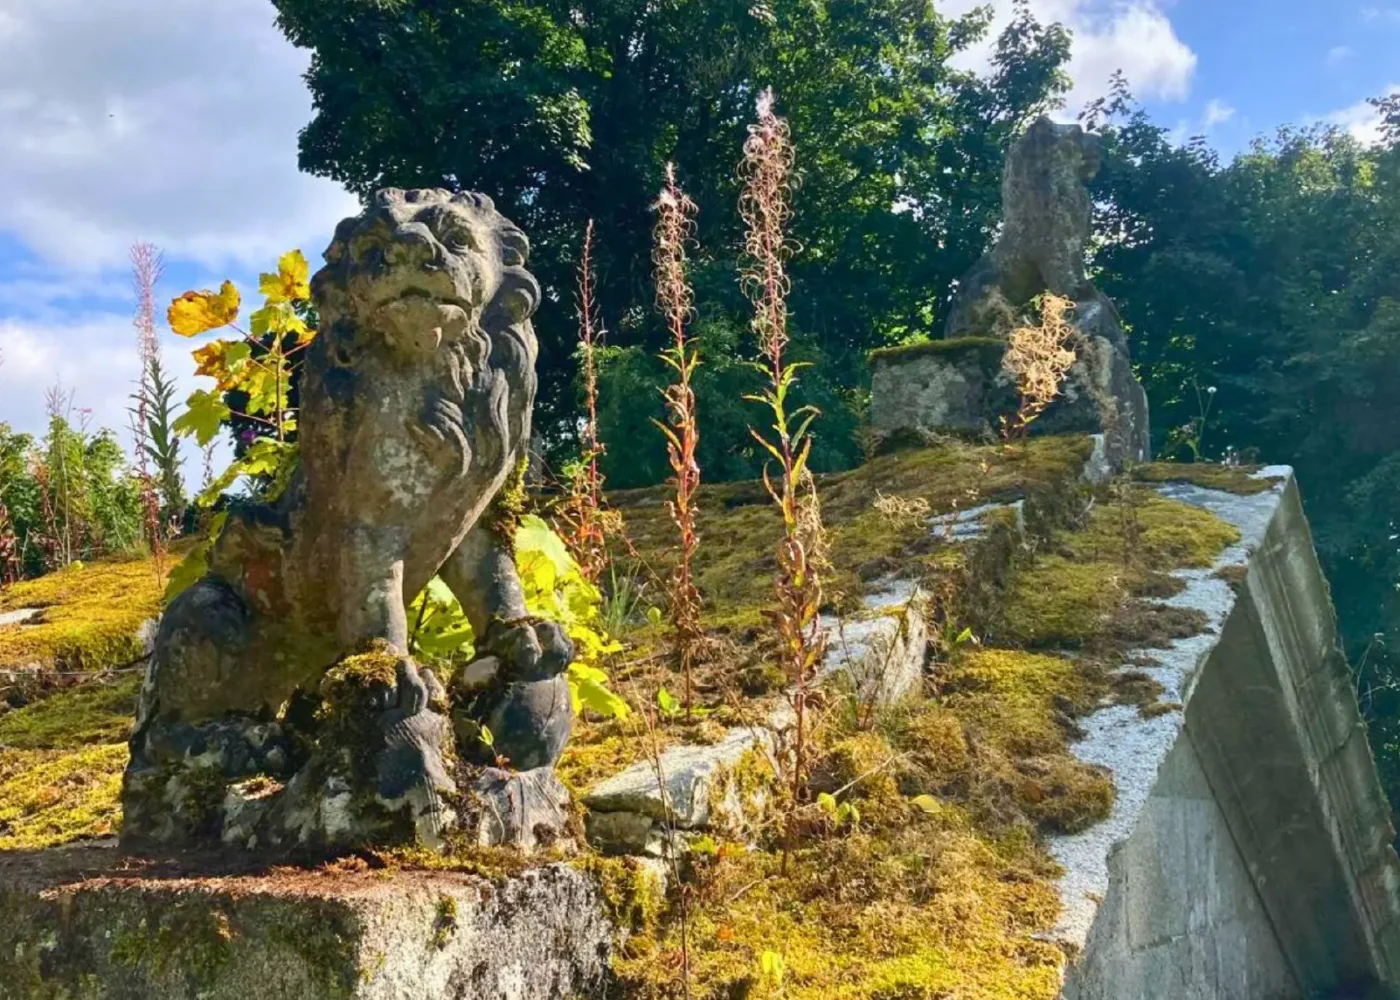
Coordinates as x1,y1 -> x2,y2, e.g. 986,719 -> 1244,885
1061,732 -> 1299,1000
1058,473 -> 1400,998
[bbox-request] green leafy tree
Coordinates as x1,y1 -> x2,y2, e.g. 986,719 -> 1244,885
272,0 -> 1071,475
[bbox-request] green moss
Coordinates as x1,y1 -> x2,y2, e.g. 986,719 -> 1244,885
577,854 -> 665,939
608,815 -> 1064,999
265,901 -> 359,998
110,902 -> 235,984
484,452 -> 532,538
999,486 -> 1239,648
867,336 -> 1006,366
320,642 -> 401,771
1131,461 -> 1282,495
610,435 -> 1094,642
0,673 -> 140,750
0,742 -> 126,850
0,555 -> 164,670
935,649 -> 1114,836
430,895 -> 459,950
558,723 -> 674,795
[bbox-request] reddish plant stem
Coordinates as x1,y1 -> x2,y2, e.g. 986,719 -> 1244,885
653,165 -> 704,716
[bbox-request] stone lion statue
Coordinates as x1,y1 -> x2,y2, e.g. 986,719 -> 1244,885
945,116 -> 1106,340
123,189 -> 576,853
931,116 -> 1148,465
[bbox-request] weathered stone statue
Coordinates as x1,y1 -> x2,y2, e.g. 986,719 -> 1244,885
871,116 -> 1150,466
123,189 -> 576,854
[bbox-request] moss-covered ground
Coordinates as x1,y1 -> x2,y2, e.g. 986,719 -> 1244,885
0,554 -> 165,670
551,439 -> 1240,999
0,441 -> 1245,1000
0,555 -> 163,851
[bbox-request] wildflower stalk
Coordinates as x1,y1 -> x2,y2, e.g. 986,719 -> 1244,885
130,241 -> 168,571
557,220 -> 610,584
652,165 -> 705,717
739,90 -> 826,865
0,500 -> 18,586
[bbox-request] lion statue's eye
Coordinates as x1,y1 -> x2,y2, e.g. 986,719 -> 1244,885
440,221 -> 478,254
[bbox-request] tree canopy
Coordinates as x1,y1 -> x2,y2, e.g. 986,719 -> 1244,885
273,0 -> 1071,481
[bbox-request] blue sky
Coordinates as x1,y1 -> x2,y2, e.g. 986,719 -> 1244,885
0,0 -> 1395,471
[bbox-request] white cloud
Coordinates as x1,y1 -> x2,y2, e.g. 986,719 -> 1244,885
1325,86 -> 1400,144
0,0 -> 359,272
1327,45 -> 1356,66
0,313 -> 230,477
1203,98 -> 1236,128
941,0 -> 1198,116
1361,6 -> 1400,24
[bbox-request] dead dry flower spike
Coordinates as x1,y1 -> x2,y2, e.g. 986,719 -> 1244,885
1002,292 -> 1079,438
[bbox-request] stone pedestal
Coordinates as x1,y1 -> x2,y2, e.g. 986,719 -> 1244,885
0,844 -> 613,1000
868,328 -> 1149,470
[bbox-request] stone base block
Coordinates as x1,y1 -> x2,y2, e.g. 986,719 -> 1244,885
0,843 -> 612,1000
868,327 -> 1149,470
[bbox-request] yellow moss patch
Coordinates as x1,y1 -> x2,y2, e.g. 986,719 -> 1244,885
610,435 -> 1094,630
934,650 -> 1113,836
0,674 -> 140,750
0,556 -> 165,670
0,743 -> 126,850
613,818 -> 1065,1000
940,649 -> 1094,758
1000,487 -> 1238,648
1131,462 -> 1282,496
558,721 -> 676,796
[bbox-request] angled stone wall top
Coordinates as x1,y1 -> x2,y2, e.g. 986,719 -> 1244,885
1056,468 -> 1400,999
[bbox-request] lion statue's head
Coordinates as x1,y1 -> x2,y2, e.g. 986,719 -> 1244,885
312,188 -> 540,356
299,189 -> 542,527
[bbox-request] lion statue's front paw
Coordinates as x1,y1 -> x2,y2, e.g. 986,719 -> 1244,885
450,617 -> 574,771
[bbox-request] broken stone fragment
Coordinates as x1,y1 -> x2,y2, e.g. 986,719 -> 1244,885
469,765 -> 572,852
819,580 -> 930,709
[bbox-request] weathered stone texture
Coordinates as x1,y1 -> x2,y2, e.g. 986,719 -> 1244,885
124,189 -> 577,858
873,117 -> 1149,468
1061,735 -> 1300,1000
0,846 -> 612,1000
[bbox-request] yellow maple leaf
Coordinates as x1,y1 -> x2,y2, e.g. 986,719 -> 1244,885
250,303 -> 315,346
259,249 -> 311,304
168,280 -> 240,337
191,339 -> 250,391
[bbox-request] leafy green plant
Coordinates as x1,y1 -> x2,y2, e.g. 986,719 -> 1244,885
816,791 -> 860,829
167,251 -> 315,505
1163,378 -> 1218,463
402,515 -> 630,720
515,515 -> 631,719
133,355 -> 186,525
